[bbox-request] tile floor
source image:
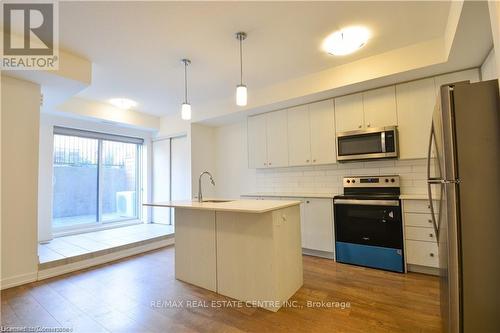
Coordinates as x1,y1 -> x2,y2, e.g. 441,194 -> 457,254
38,223 -> 174,264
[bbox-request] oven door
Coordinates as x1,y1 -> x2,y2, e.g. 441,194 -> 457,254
334,199 -> 403,248
334,198 -> 404,272
336,127 -> 398,161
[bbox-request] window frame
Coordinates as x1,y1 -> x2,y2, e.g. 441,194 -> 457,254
52,127 -> 144,234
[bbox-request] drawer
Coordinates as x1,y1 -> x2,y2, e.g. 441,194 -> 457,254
404,200 -> 438,214
405,226 -> 437,243
406,240 -> 439,267
404,213 -> 434,228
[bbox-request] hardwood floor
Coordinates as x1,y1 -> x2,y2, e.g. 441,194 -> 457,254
1,246 -> 441,333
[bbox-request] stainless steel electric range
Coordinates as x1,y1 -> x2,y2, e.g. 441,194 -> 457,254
333,175 -> 404,273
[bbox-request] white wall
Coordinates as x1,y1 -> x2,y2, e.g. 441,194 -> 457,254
190,124 -> 216,199
481,48 -> 498,81
37,113 -> 154,242
1,75 -> 40,289
213,121 -> 255,198
488,1 -> 500,88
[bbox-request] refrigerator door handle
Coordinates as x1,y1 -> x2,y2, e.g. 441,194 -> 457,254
427,124 -> 440,241
426,123 -> 433,181
427,180 -> 440,242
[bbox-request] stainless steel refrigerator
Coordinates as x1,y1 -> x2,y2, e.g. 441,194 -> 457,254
427,79 -> 500,333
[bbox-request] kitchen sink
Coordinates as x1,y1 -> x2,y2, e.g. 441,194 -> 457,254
202,199 -> 233,203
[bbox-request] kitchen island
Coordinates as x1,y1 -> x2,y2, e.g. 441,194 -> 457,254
143,199 -> 303,312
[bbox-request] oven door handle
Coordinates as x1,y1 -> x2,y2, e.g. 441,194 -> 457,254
333,199 -> 400,206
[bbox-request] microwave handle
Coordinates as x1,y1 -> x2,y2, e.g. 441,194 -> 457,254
381,131 -> 386,153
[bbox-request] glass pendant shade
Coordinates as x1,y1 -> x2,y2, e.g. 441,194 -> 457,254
236,84 -> 247,106
181,103 -> 192,120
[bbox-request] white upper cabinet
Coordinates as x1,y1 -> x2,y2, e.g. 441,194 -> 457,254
248,110 -> 289,168
334,93 -> 364,132
362,86 -> 398,128
247,114 -> 268,168
309,99 -> 336,165
266,109 -> 289,168
287,100 -> 336,167
334,87 -> 397,133
434,69 -> 480,98
287,105 -> 311,166
396,78 -> 436,159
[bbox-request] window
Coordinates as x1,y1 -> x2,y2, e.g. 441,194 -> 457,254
52,127 -> 143,231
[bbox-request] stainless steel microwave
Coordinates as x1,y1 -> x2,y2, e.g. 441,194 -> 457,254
336,126 -> 398,162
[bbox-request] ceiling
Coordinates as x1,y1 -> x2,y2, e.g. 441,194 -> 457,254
56,1 -> 452,117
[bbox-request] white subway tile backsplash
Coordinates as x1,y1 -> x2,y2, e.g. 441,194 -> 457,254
255,158 -> 428,195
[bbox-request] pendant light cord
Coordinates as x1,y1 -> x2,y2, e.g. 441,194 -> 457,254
184,61 -> 188,103
239,35 -> 243,85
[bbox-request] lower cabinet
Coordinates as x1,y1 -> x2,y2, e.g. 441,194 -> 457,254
243,195 -> 335,258
403,199 -> 439,274
285,198 -> 334,258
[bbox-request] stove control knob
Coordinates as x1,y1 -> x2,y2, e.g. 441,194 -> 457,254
385,179 -> 389,183
346,180 -> 351,183
352,179 -> 356,183
391,178 -> 395,183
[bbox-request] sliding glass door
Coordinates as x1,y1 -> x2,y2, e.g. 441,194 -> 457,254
52,127 -> 143,232
52,135 -> 99,228
101,140 -> 138,222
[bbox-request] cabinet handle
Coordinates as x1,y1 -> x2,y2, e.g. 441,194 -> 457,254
306,200 -> 310,204
358,125 -> 362,128
429,233 -> 434,238
269,162 -> 272,166
313,159 -> 316,163
264,163 -> 267,166
367,124 -> 371,127
306,159 -> 309,163
429,253 -> 435,257
427,205 -> 431,209
428,219 -> 432,224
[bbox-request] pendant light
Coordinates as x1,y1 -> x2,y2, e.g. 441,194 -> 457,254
235,32 -> 248,106
181,58 -> 192,120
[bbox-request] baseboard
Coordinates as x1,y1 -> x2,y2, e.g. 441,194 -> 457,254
38,238 -> 175,281
302,248 -> 335,260
1,271 -> 38,290
407,264 -> 440,276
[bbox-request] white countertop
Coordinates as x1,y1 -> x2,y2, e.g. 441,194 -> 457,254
143,199 -> 301,213
241,192 -> 338,199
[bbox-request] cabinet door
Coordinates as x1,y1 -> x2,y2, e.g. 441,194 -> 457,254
362,86 -> 397,128
334,93 -> 364,132
396,78 -> 436,159
247,115 -> 268,168
309,99 -> 336,164
303,198 -> 334,252
266,109 -> 289,168
434,69 -> 480,99
287,105 -> 311,166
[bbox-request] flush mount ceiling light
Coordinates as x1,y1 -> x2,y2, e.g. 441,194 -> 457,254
235,31 -> 248,106
109,98 -> 137,110
181,58 -> 192,121
322,26 -> 370,56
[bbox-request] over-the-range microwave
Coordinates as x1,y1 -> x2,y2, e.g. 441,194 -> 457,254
336,126 -> 398,162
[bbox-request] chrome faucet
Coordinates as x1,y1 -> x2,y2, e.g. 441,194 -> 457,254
198,171 -> 215,203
